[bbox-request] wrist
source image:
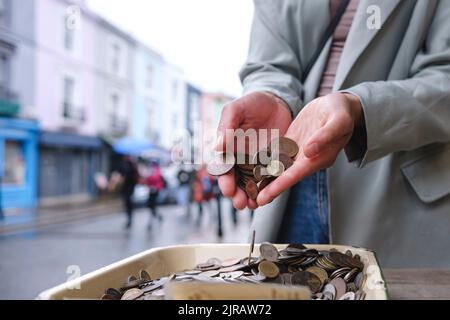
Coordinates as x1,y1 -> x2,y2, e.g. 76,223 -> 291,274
343,93 -> 363,127
262,91 -> 294,122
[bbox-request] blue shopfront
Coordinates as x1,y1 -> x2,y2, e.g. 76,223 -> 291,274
0,118 -> 39,216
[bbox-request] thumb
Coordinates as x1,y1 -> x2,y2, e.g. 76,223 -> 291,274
303,116 -> 352,158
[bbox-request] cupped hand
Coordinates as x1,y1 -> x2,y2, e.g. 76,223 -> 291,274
257,93 -> 363,206
216,91 -> 292,210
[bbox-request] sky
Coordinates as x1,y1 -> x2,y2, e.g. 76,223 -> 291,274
86,0 -> 255,97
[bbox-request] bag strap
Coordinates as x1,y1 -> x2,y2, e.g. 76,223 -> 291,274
301,0 -> 350,82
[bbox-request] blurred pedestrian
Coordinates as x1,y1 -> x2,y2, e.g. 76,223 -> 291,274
193,166 -> 214,227
116,155 -> 139,229
176,165 -> 194,218
146,162 -> 164,230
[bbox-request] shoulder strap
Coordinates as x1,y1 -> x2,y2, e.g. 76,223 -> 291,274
301,0 -> 350,82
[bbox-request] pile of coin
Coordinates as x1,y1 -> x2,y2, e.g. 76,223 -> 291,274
100,243 -> 367,300
207,137 -> 299,200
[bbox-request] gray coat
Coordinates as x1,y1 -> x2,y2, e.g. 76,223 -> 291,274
242,0 -> 450,268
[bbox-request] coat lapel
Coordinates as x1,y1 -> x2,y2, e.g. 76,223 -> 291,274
333,0 -> 402,90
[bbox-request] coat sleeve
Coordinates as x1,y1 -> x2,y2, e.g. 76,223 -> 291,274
343,0 -> 450,167
239,0 -> 305,116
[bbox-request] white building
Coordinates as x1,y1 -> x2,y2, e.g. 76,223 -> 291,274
160,63 -> 187,150
94,17 -> 135,139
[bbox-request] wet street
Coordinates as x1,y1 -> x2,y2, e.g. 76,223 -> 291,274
0,200 -> 252,299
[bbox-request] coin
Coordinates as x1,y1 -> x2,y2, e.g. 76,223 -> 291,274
152,288 -> 165,297
120,279 -> 145,291
278,153 -> 294,170
266,160 -> 285,177
344,268 -> 360,283
196,262 -> 220,271
291,271 -> 322,293
105,288 -> 121,299
329,251 -> 364,270
221,258 -> 241,268
259,242 -> 279,262
200,270 -> 220,278
207,152 -> 235,176
339,292 -> 356,300
252,149 -> 271,165
253,165 -> 266,182
306,266 -> 328,286
258,178 -> 273,191
184,270 -> 202,275
121,288 -> 144,300
323,283 -> 337,300
271,137 -> 299,158
139,269 -> 151,281
258,261 -> 280,278
220,271 -> 244,279
330,277 -> 347,299
245,180 -> 259,200
219,264 -> 246,273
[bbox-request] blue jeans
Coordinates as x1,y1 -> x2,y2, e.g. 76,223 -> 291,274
277,170 -> 330,244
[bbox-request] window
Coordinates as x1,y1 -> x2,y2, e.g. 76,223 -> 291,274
110,43 -> 121,75
63,17 -> 75,51
146,65 -> 154,89
3,140 -> 26,186
63,76 -> 75,118
110,93 -> 119,128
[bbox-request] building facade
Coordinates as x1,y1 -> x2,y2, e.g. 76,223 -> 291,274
132,44 -> 164,143
33,0 -> 104,205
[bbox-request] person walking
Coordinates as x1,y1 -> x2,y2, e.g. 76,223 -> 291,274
146,162 -> 164,230
176,165 -> 195,218
117,155 -> 139,229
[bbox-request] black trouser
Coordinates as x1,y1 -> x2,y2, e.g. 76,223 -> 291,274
147,191 -> 160,219
122,188 -> 134,223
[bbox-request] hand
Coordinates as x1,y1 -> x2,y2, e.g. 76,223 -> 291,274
257,92 -> 363,206
216,91 -> 292,210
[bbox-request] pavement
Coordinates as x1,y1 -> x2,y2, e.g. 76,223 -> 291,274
0,199 -> 252,299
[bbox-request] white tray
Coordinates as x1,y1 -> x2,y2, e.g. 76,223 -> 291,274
37,244 -> 388,300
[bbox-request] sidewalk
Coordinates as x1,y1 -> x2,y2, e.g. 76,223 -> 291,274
0,197 -> 123,237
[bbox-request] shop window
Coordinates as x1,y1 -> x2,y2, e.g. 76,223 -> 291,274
3,140 -> 26,186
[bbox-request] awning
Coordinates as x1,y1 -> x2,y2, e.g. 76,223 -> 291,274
40,131 -> 102,149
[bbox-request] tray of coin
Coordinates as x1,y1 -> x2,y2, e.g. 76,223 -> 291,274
37,243 -> 388,300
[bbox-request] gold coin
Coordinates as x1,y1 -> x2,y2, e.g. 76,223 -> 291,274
258,260 -> 280,278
